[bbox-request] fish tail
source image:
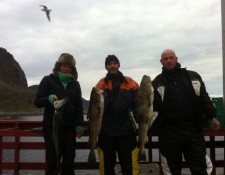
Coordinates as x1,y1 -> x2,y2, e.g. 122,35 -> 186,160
88,150 -> 96,163
57,163 -> 62,175
138,148 -> 147,161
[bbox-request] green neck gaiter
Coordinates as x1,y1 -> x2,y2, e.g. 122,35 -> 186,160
58,71 -> 74,89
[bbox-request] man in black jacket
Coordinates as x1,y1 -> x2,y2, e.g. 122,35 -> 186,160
152,49 -> 220,175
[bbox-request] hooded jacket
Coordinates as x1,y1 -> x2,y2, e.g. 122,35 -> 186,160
34,73 -> 84,127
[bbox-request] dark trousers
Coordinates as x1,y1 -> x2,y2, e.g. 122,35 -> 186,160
98,134 -> 139,175
159,128 -> 208,175
43,126 -> 76,175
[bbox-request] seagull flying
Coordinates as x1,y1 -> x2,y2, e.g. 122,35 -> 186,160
40,5 -> 51,22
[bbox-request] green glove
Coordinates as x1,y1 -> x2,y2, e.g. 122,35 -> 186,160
76,126 -> 85,133
48,95 -> 57,105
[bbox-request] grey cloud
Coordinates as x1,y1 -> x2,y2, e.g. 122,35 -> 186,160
0,0 -> 223,99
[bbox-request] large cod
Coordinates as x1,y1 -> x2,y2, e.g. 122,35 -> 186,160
137,75 -> 154,161
53,97 -> 68,175
87,87 -> 104,163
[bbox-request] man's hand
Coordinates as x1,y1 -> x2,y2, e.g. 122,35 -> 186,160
76,132 -> 83,138
53,95 -> 58,102
95,86 -> 104,94
76,126 -> 85,138
211,118 -> 220,130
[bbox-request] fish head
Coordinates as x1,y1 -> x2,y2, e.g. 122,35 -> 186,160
139,75 -> 152,95
54,97 -> 68,110
87,86 -> 104,120
141,75 -> 151,84
90,87 -> 103,103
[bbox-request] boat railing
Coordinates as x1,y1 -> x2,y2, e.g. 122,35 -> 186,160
0,120 -> 225,175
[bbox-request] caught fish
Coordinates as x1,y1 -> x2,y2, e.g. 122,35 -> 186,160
137,75 -> 154,161
53,97 -> 68,175
87,87 -> 104,163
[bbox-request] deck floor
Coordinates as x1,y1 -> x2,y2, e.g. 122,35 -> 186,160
115,163 -> 160,175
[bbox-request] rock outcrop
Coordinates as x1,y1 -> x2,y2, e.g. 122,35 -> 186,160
0,47 -> 27,88
0,47 -> 37,113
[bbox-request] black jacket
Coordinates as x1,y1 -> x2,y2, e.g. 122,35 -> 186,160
34,74 -> 84,126
152,65 -> 216,129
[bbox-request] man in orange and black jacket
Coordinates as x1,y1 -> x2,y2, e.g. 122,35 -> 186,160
96,55 -> 140,175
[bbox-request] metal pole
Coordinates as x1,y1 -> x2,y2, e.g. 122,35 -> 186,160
221,0 -> 225,118
220,1 -> 225,174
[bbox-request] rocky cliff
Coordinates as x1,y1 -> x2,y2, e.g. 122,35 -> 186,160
0,47 -> 27,88
0,47 -> 38,114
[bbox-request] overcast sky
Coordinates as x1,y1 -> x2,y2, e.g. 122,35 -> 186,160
0,0 -> 222,99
